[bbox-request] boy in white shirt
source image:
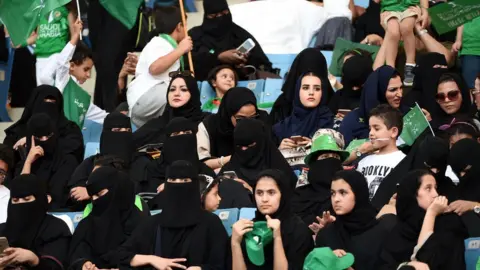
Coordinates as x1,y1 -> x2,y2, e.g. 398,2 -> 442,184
37,19 -> 108,127
357,104 -> 406,200
127,6 -> 193,128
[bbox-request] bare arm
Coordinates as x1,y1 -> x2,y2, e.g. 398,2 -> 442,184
149,48 -> 184,75
231,242 -> 247,270
204,156 -> 231,170
416,28 -> 453,66
373,40 -> 387,70
455,25 -> 464,43
130,255 -> 151,267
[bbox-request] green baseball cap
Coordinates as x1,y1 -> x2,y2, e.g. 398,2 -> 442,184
245,221 -> 273,266
303,247 -> 355,270
304,134 -> 350,165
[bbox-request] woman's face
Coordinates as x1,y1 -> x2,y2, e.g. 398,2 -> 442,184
204,184 -> 221,212
11,195 -> 36,204
231,104 -> 257,127
255,177 -> 281,216
168,78 -> 191,108
92,189 -> 109,200
416,174 -> 438,211
331,179 -> 356,215
436,81 -> 463,115
212,68 -> 236,94
385,76 -> 403,109
167,178 -> 192,183
299,75 -> 322,108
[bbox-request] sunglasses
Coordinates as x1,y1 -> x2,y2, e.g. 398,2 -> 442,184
168,70 -> 194,78
435,90 -> 460,103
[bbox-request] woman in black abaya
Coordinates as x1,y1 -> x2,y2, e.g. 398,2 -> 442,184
0,174 -> 71,269
270,49 -> 335,125
188,0 -> 272,81
4,85 -> 84,163
133,74 -> 209,149
118,160 -> 228,269
315,170 -> 396,270
379,170 -> 467,270
231,169 -> 313,270
69,167 -> 147,270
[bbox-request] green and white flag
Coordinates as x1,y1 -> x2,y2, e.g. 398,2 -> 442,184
100,0 -> 143,29
63,78 -> 91,128
0,0 -> 71,46
346,139 -> 368,154
399,103 -> 434,146
429,0 -> 480,35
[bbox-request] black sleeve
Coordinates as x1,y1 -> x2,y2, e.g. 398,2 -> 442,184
35,219 -> 72,270
116,217 -> 156,267
68,157 -> 94,190
315,224 -> 345,250
188,28 -> 221,81
68,221 -> 92,270
286,225 -> 314,270
218,179 -> 254,209
59,123 -> 85,163
200,214 -> 229,270
50,155 -> 79,210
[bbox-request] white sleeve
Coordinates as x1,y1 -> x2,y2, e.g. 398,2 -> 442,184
85,103 -> 108,124
37,42 -> 76,92
144,37 -> 174,70
197,122 -> 211,160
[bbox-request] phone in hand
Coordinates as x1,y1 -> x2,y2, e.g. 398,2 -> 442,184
290,136 -> 307,144
0,237 -> 9,254
236,38 -> 256,54
337,109 -> 351,115
223,171 -> 238,180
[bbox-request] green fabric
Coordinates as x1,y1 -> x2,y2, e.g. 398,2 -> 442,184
329,38 -> 380,76
429,0 -> 480,35
201,97 -> 221,112
399,104 -> 430,146
245,222 -> 273,266
461,17 -> 480,56
35,6 -> 69,57
304,134 -> 350,165
159,33 -> 184,71
83,195 -> 144,217
0,0 -> 71,46
63,78 -> 91,128
99,0 -> 143,30
381,0 -> 419,12
345,139 -> 369,154
303,247 -> 354,270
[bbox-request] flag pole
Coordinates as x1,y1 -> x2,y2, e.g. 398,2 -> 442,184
415,102 -> 435,136
178,0 -> 194,75
76,0 -> 82,40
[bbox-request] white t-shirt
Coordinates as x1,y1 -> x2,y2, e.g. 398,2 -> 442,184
127,36 -> 180,116
357,150 -> 406,200
0,185 -> 10,223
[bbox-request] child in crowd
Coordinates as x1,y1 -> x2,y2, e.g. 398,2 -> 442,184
356,104 -> 406,200
380,0 -> 429,86
37,19 -> 108,127
199,175 -> 222,212
127,6 -> 193,128
452,17 -> 480,89
202,65 -> 239,113
0,144 -> 12,223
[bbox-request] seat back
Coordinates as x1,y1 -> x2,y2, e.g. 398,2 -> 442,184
237,79 -> 265,102
214,208 -> 239,236
266,54 -> 297,78
239,207 -> 257,221
49,211 -> 84,232
465,237 -> 480,270
84,142 -> 100,160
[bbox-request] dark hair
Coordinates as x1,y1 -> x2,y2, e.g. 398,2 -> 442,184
447,119 -> 479,139
199,175 -> 221,207
71,41 -> 93,65
93,155 -> 127,171
0,144 -> 14,170
369,104 -> 404,136
153,6 -> 182,35
411,169 -> 431,194
207,65 -> 239,90
438,73 -> 458,86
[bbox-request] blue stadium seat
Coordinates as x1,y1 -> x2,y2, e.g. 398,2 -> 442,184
266,54 -> 297,78
197,81 -> 202,90
237,79 -> 265,102
355,0 -> 370,8
200,81 -> 216,108
50,211 -> 84,231
84,142 -> 100,160
465,237 -> 480,270
214,208 -> 239,236
321,50 -> 334,68
261,78 -> 283,104
150,210 -> 162,215
82,119 -> 103,144
239,208 -> 256,221
0,37 -> 14,122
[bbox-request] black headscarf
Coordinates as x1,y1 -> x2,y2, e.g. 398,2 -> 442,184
270,49 -> 335,124
158,160 -> 203,228
449,138 -> 480,202
132,75 -> 208,149
329,55 -> 373,114
4,85 -> 83,161
292,158 -> 343,225
201,0 -> 232,41
254,169 -> 292,222
5,174 -> 48,249
273,72 -> 334,140
202,87 -> 259,157
100,112 -> 133,164
223,119 -> 294,186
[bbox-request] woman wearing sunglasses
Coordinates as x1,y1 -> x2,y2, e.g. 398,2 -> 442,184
433,73 -> 474,130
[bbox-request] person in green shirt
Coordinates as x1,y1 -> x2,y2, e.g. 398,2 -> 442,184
452,17 -> 480,89
202,65 -> 238,113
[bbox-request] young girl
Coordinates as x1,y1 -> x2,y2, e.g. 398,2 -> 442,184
202,65 -> 239,113
199,175 -> 222,212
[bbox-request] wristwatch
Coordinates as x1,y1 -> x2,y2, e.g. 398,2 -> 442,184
474,205 -> 480,214
355,149 -> 362,158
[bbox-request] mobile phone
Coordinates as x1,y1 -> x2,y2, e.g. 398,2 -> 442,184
236,38 -> 256,54
337,109 -> 351,115
290,136 -> 305,143
223,171 -> 238,179
0,237 -> 9,254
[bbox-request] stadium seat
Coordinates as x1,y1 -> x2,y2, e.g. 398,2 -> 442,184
200,81 -> 216,108
266,54 -> 297,78
50,213 -> 75,233
465,237 -> 480,270
214,208 -> 239,236
261,78 -> 283,104
0,37 -> 14,122
84,142 -> 100,160
82,119 -> 103,144
321,50 -> 334,68
50,211 -> 84,231
150,210 -> 162,215
237,79 -> 265,102
239,207 -> 257,221
355,0 -> 370,8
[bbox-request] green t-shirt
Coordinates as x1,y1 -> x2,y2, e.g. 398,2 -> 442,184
381,0 -> 420,12
201,97 -> 221,113
35,6 -> 69,58
460,17 -> 480,56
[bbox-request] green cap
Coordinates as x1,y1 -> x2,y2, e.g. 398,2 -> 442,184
245,221 -> 274,266
304,134 -> 350,165
303,247 -> 355,270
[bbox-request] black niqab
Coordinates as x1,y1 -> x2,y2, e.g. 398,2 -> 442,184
449,138 -> 480,202
100,112 -> 133,164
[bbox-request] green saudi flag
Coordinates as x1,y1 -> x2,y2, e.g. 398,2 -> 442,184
100,0 -> 143,30
399,103 -> 433,146
0,0 -> 71,46
429,0 -> 480,35
63,78 -> 91,128
346,139 -> 368,154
